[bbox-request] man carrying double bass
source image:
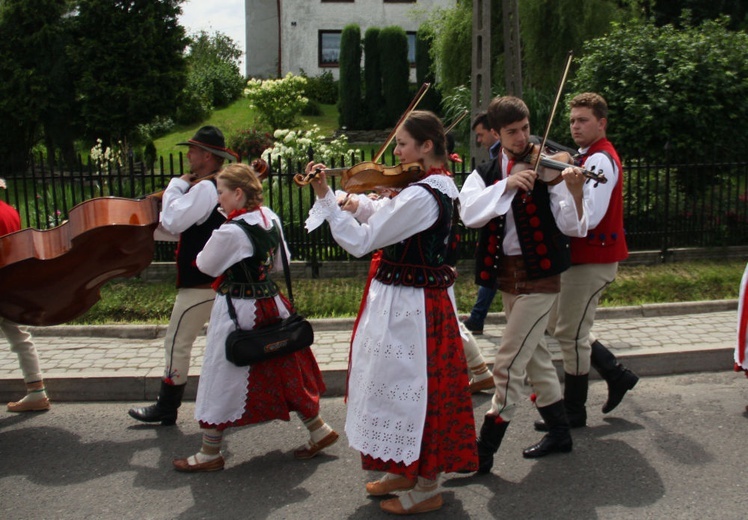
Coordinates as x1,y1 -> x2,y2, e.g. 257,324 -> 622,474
128,126 -> 238,425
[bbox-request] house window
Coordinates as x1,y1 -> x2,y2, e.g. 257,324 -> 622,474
318,30 -> 416,68
406,31 -> 416,66
319,31 -> 342,67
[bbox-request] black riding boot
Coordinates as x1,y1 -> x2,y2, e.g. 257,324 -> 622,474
590,340 -> 639,413
128,381 -> 186,426
476,415 -> 510,474
523,400 -> 573,458
534,373 -> 588,431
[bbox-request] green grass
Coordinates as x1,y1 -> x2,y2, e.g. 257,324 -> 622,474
71,259 -> 746,324
153,99 -> 341,159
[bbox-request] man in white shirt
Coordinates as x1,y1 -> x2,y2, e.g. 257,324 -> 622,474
129,126 -> 238,425
459,96 -> 587,473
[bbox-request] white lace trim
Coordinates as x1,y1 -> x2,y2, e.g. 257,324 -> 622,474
418,174 -> 460,200
305,189 -> 339,232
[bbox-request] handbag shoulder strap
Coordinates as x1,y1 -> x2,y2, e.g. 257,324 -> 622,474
224,219 -> 295,328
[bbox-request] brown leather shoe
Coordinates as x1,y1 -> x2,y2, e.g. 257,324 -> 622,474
172,455 -> 225,473
7,397 -> 51,413
365,475 -> 416,496
469,377 -> 495,393
293,430 -> 339,460
380,494 -> 443,515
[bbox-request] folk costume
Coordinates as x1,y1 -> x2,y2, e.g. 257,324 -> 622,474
459,148 -> 587,470
541,137 -> 638,430
194,208 -> 326,429
129,125 -> 238,426
0,199 -> 50,412
306,170 -> 478,481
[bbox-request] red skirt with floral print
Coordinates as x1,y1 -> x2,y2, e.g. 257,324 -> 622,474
361,286 -> 478,479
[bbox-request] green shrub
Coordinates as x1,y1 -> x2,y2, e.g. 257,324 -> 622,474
379,27 -> 410,126
244,72 -> 309,129
338,24 -> 362,129
301,69 -> 338,105
363,27 -> 384,129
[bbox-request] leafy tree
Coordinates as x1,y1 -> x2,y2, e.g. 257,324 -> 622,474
378,26 -> 410,127
69,0 -> 188,146
338,24 -> 362,129
570,18 -> 748,170
423,1 -> 473,94
648,0 -> 747,29
184,30 -> 245,108
0,0 -> 75,171
415,25 -> 441,114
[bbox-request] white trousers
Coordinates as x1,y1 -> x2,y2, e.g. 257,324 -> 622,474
1,317 -> 42,383
162,288 -> 215,385
547,263 -> 618,375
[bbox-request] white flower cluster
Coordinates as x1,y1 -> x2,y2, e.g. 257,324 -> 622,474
89,138 -> 125,170
261,125 -> 360,168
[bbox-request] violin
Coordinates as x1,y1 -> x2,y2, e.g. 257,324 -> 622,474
294,161 -> 427,194
294,83 -> 432,194
516,144 -> 607,186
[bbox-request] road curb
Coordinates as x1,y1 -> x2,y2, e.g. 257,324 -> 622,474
26,299 -> 738,338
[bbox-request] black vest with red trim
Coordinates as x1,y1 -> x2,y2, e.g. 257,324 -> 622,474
373,183 -> 457,288
571,138 -> 628,264
175,179 -> 225,288
473,157 -> 570,288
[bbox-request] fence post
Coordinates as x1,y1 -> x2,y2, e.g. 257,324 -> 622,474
660,141 -> 672,262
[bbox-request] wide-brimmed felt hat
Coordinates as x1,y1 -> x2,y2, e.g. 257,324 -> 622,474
177,126 -> 239,162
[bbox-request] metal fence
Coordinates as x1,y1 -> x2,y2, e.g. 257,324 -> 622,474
3,150 -> 747,269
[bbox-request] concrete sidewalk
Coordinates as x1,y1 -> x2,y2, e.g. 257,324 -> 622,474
0,300 -> 738,402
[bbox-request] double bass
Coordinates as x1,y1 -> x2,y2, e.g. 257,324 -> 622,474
0,159 -> 269,326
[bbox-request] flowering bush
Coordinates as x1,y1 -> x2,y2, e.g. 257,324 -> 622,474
244,72 -> 309,129
261,125 -> 359,169
90,139 -> 125,171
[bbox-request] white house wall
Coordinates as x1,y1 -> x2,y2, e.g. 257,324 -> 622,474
246,0 -> 456,80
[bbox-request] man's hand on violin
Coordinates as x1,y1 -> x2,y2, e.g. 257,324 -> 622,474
305,161 -> 331,199
561,166 -> 586,196
507,169 -> 537,192
561,166 -> 586,220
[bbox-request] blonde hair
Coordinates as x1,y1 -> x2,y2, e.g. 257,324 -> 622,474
217,163 -> 264,210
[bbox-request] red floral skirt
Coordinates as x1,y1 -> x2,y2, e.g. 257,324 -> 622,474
361,286 -> 478,479
200,295 -> 326,431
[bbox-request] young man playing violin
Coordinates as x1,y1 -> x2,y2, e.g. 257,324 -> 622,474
129,126 -> 239,426
459,96 -> 588,473
535,92 -> 638,433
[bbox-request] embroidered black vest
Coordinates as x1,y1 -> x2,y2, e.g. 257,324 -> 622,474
473,158 -> 570,287
374,183 -> 457,288
216,219 -> 281,300
175,178 -> 225,288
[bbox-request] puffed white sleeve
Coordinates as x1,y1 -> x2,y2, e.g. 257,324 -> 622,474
196,224 -> 254,277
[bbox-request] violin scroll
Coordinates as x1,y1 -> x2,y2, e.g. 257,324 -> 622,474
250,158 -> 269,181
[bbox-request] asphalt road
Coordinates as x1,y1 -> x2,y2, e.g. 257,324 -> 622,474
1,371 -> 746,520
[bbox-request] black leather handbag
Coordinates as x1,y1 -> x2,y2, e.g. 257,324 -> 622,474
225,311 -> 314,366
224,234 -> 313,367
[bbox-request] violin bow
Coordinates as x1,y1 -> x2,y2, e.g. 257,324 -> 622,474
445,109 -> 469,135
533,51 -> 574,173
373,82 -> 431,163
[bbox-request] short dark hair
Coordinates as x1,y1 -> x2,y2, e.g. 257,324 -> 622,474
487,96 -> 530,132
471,111 -> 490,131
570,92 -> 608,120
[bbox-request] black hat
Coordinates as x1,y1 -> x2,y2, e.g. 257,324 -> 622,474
177,126 -> 239,162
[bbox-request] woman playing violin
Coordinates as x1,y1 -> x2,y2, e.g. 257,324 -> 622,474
304,110 -> 477,515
